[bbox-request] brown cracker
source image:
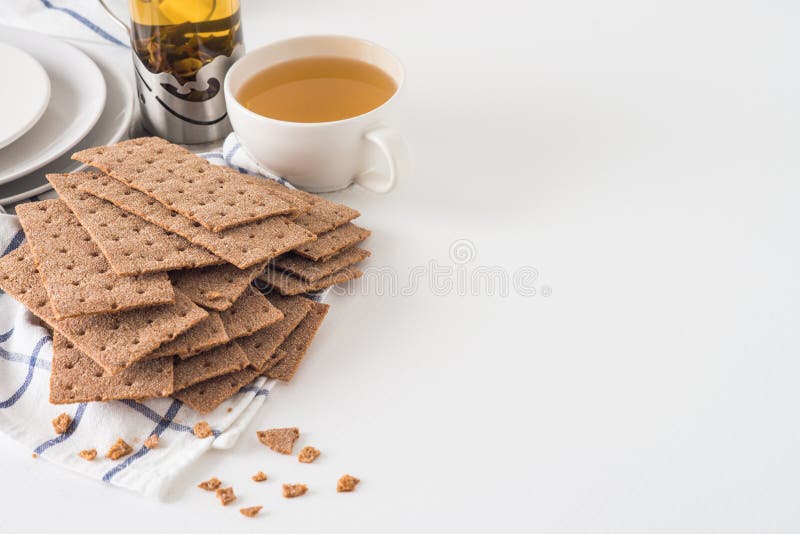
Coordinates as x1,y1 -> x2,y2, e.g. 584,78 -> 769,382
239,506 -> 262,517
293,223 -> 370,262
266,301 -> 330,381
282,483 -> 308,498
78,174 -> 315,269
169,262 -> 264,311
229,169 -> 313,213
298,446 -> 320,463
52,413 -> 71,434
273,247 -> 370,282
219,287 -> 283,340
78,449 -> 97,461
237,295 -> 312,370
194,421 -> 213,438
198,477 -> 221,491
173,367 -> 259,414
337,474 -> 360,492
0,245 -> 207,374
16,200 -> 175,319
291,190 -> 361,234
107,438 -> 133,460
173,342 -> 250,391
147,312 -> 228,360
257,427 -> 299,455
73,137 -> 296,231
50,332 -> 173,403
260,266 -> 362,296
48,172 -> 223,275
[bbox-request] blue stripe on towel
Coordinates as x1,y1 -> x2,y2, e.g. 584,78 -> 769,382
33,402 -> 88,455
40,0 -> 127,47
0,328 -> 13,343
102,399 -> 183,482
2,229 -> 25,257
0,335 -> 51,409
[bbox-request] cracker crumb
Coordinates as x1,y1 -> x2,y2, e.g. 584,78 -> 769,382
282,483 -> 308,498
78,449 -> 97,461
256,427 -> 299,455
31,453 -> 38,459
106,438 -> 133,460
198,477 -> 222,491
239,506 -> 262,517
194,421 -> 212,438
216,486 -> 236,505
298,446 -> 320,464
144,435 -> 159,449
337,474 -> 360,492
227,407 -> 233,413
206,290 -> 224,300
52,412 -> 72,434
251,471 -> 267,482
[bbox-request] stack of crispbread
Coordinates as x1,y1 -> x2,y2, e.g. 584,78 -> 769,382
0,137 -> 371,414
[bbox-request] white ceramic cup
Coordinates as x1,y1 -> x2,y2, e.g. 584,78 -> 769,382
224,35 -> 408,193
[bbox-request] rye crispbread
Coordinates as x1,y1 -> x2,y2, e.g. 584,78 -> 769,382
260,266 -> 362,296
337,474 -> 360,492
169,262 -> 265,311
73,137 -> 295,231
78,174 -> 315,269
218,287 -> 283,340
272,247 -> 370,282
173,342 -> 249,391
297,446 -> 320,463
50,332 -> 173,403
15,200 -> 175,319
293,223 -> 370,262
0,245 -> 207,374
291,190 -> 361,234
256,427 -> 299,455
51,413 -> 71,434
282,483 -> 308,498
265,301 -> 330,380
236,295 -> 312,370
47,172 -> 222,275
172,367 -> 260,414
146,311 -> 228,360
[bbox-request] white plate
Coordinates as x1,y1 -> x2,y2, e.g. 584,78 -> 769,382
0,40 -> 134,206
0,27 -> 106,184
0,42 -> 50,150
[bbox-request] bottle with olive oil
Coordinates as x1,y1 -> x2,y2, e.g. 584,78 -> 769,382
124,0 -> 244,143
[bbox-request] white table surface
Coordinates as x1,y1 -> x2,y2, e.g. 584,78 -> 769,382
3,0 -> 800,532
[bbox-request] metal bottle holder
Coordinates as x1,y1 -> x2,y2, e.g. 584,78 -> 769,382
98,0 -> 242,144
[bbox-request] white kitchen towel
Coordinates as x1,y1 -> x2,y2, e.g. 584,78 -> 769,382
0,0 -> 130,47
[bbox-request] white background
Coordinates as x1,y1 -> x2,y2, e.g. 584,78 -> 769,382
2,0 -> 800,532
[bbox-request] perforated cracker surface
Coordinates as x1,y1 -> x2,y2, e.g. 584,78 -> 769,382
266,301 -> 329,381
73,137 -> 294,231
0,245 -> 207,374
50,332 -> 173,403
173,367 -> 259,414
147,311 -> 228,360
173,342 -> 250,391
169,262 -> 265,311
273,247 -> 370,282
16,200 -> 174,319
237,295 -> 312,371
219,287 -> 284,339
260,266 -> 362,296
78,175 -> 316,269
48,172 -> 223,275
290,189 -> 361,234
293,223 -> 371,262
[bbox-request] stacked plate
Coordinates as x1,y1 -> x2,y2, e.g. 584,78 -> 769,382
0,26 -> 134,206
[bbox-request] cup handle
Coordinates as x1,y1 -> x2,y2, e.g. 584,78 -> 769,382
355,126 -> 409,194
